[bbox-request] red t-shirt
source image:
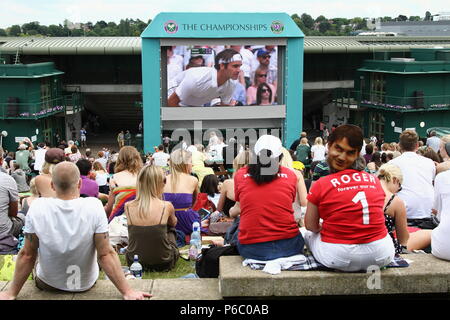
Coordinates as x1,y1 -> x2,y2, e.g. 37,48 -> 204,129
307,169 -> 387,244
234,166 -> 300,245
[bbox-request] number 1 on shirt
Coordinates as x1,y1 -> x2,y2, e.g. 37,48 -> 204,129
352,191 -> 370,225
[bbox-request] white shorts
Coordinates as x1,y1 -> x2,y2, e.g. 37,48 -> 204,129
305,231 -> 395,272
81,136 -> 86,141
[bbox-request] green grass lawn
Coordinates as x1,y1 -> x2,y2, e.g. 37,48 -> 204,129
114,253 -> 195,280
1,252 -> 195,282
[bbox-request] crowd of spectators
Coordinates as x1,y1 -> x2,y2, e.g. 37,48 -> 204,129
1,125 -> 450,299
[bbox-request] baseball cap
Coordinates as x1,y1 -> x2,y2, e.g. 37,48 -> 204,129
45,148 -> 65,164
256,49 -> 271,58
254,135 -> 282,158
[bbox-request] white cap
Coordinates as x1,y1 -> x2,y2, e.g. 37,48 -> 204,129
254,135 -> 282,158
186,145 -> 197,153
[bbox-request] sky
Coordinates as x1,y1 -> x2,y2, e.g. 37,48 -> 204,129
0,0 -> 448,28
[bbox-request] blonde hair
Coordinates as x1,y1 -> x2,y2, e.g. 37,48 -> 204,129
300,137 -> 308,145
232,150 -> 250,172
169,149 -> 192,191
29,178 -> 39,197
314,137 -> 323,145
280,147 -> 294,169
114,146 -> 143,175
377,163 -> 403,184
132,165 -> 165,220
93,161 -> 106,172
41,161 -> 56,175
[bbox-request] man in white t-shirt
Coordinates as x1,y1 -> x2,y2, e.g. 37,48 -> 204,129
0,162 -> 151,300
167,48 -> 242,107
152,145 -> 170,167
33,142 -> 47,173
390,130 -> 436,223
426,131 -> 441,153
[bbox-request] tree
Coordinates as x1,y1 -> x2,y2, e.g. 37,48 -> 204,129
118,19 -> 131,36
0,28 -> 7,36
301,13 -> 315,30
291,14 -> 309,35
409,16 -> 421,21
48,24 -> 65,37
396,15 -> 408,21
8,25 -> 21,36
22,21 -> 41,35
318,21 -> 331,33
94,20 -> 108,29
315,15 -> 328,24
425,11 -> 432,21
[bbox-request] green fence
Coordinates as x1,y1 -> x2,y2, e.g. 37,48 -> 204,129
0,93 -> 83,119
333,89 -> 450,112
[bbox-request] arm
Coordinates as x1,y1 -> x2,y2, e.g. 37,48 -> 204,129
94,233 -> 151,300
166,202 -> 177,227
216,180 -> 230,213
8,201 -> 18,218
304,201 -> 321,233
0,233 -> 39,300
393,198 -> 410,246
229,201 -> 241,219
167,92 -> 181,107
296,173 -> 308,207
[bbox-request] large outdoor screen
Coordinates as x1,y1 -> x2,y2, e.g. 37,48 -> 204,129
164,45 -> 281,107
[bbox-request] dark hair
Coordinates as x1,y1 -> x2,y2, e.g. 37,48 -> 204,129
399,130 -> 418,152
189,55 -> 205,66
200,174 -> 219,197
256,83 -> 272,105
327,124 -> 364,152
247,150 -> 283,185
158,144 -> 164,151
76,159 -> 92,176
381,152 -> 388,164
214,48 -> 240,70
423,147 -> 442,163
85,150 -> 92,157
365,144 -> 374,155
371,152 -> 382,169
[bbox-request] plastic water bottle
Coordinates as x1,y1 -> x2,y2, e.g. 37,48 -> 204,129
130,255 -> 143,279
188,222 -> 202,269
191,221 -> 202,251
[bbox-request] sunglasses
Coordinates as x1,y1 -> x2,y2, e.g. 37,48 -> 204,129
398,184 -> 402,192
261,89 -> 269,93
261,55 -> 271,59
257,74 -> 267,77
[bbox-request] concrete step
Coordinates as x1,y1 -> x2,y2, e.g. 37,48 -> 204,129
1,279 -> 222,300
219,253 -> 450,298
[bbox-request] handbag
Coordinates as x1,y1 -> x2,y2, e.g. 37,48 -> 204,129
195,245 -> 239,278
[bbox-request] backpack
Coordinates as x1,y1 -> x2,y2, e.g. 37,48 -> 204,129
195,245 -> 239,278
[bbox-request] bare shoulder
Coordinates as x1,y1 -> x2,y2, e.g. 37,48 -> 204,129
164,200 -> 175,212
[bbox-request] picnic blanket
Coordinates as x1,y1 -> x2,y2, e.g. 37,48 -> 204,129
243,253 -> 409,275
